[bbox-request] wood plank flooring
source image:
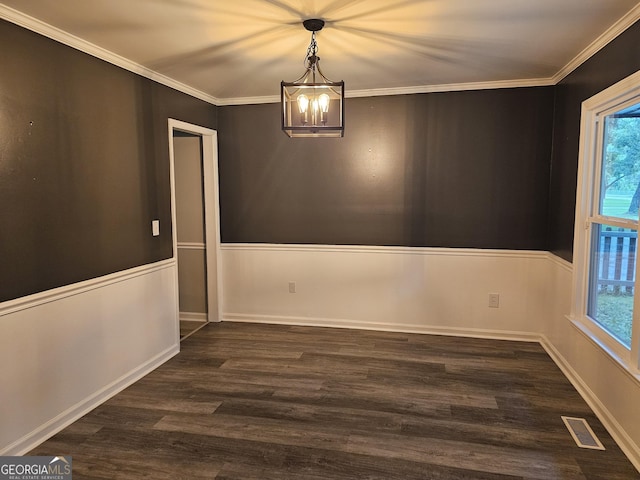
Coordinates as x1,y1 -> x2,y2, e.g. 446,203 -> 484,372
29,322 -> 640,479
180,320 -> 207,339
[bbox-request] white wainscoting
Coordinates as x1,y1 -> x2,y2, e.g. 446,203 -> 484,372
0,260 -> 179,455
221,243 -> 640,470
541,256 -> 640,471
221,244 -> 549,340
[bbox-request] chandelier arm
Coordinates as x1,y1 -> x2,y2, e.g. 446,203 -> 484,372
315,63 -> 336,84
291,68 -> 313,84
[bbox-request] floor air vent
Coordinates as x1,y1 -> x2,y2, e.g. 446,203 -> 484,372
561,416 -> 605,450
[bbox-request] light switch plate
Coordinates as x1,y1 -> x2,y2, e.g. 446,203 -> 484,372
152,220 -> 160,236
488,293 -> 500,308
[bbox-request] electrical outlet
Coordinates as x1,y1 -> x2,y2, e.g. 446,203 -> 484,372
488,293 -> 500,308
288,281 -> 296,294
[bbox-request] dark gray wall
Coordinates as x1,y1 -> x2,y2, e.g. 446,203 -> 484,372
3,12 -> 638,303
0,19 -> 217,302
548,20 -> 640,262
219,88 -> 554,249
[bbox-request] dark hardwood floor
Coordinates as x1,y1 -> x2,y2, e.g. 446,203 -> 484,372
30,322 -> 639,479
180,320 -> 208,340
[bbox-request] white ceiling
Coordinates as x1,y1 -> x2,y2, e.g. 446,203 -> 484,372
1,0 -> 639,104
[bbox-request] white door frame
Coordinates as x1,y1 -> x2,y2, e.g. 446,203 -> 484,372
168,118 -> 222,325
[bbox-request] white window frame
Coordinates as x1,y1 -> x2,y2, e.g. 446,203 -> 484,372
572,69 -> 640,378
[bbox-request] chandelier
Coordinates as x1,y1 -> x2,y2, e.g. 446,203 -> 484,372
281,19 -> 345,137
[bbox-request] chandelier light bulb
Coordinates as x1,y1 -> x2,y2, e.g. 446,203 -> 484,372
297,94 -> 309,113
297,94 -> 309,124
318,93 -> 330,113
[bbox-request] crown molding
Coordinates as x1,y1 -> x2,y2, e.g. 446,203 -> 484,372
217,77 -> 556,105
1,2 -> 638,106
551,3 -> 640,84
0,3 -> 221,106
345,78 -> 556,98
216,95 -> 280,106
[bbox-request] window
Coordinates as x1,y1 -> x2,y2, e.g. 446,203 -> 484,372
573,71 -> 640,375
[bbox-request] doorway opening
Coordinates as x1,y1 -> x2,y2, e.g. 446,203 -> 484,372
168,119 -> 222,340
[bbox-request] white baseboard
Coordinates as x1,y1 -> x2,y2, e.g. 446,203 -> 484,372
222,313 -> 541,343
539,335 -> 640,472
180,311 -> 208,322
1,344 -> 179,456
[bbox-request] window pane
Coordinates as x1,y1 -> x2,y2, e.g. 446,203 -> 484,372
599,104 -> 640,221
587,223 -> 636,348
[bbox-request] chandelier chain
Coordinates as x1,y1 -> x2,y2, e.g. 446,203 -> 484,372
304,31 -> 319,67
